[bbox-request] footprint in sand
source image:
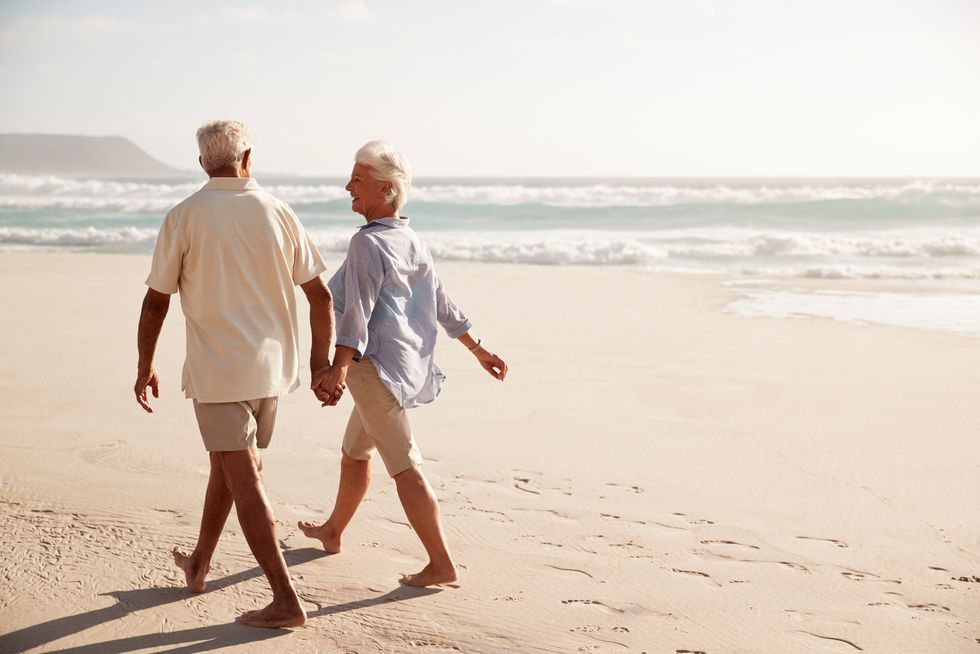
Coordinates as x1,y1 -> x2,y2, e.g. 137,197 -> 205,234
795,631 -> 863,651
840,569 -> 900,584
671,512 -> 714,525
540,564 -> 597,580
570,625 -> 602,633
779,561 -> 810,573
796,535 -> 849,548
561,599 -> 624,614
907,603 -> 950,613
605,482 -> 644,494
666,567 -> 723,587
669,567 -> 710,578
700,539 -> 760,550
883,591 -> 951,614
512,477 -> 541,495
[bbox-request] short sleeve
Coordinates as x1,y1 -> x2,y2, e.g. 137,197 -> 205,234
145,211 -> 184,294
286,205 -> 327,285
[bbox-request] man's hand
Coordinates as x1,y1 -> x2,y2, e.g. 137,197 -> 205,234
312,364 -> 347,407
135,368 -> 161,413
475,348 -> 508,381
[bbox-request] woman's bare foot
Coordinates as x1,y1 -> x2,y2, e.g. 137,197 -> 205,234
172,547 -> 209,593
236,600 -> 307,629
297,520 -> 341,554
400,561 -> 458,587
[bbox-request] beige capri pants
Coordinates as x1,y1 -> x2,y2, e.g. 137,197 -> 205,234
342,358 -> 423,477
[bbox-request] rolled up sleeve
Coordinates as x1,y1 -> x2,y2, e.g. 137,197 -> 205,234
435,274 -> 471,339
145,211 -> 184,294
336,235 -> 386,356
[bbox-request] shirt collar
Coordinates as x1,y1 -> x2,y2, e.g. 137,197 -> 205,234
359,216 -> 409,230
202,177 -> 261,191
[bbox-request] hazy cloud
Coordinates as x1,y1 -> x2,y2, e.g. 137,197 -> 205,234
222,7 -> 296,25
0,15 -> 127,45
336,0 -> 377,22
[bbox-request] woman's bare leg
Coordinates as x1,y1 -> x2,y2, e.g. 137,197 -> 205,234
299,451 -> 370,553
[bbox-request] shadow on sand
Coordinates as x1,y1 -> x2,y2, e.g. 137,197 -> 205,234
0,547 -> 439,654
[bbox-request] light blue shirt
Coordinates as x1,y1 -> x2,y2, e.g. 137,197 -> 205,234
327,217 -> 472,408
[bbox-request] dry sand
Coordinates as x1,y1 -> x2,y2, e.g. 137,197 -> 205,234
0,253 -> 977,653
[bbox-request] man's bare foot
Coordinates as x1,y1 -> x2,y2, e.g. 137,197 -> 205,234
297,520 -> 341,554
236,601 -> 307,629
400,561 -> 458,587
172,547 -> 209,593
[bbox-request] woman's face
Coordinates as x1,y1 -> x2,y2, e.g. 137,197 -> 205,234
345,163 -> 391,219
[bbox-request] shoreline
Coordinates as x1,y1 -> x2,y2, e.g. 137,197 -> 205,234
4,248 -> 980,339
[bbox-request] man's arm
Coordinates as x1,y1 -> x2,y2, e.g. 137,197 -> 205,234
301,275 -> 333,373
135,288 -> 171,413
301,276 -> 342,406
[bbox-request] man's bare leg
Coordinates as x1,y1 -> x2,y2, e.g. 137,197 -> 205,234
220,448 -> 306,628
393,466 -> 457,587
173,451 -> 232,592
299,451 -> 370,553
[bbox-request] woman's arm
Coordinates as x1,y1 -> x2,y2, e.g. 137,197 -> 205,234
457,331 -> 508,381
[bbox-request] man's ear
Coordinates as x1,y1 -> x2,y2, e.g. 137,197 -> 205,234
242,148 -> 252,171
198,155 -> 205,171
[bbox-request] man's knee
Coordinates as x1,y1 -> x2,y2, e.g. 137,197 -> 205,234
217,449 -> 262,489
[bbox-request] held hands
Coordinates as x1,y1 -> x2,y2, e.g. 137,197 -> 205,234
312,364 -> 347,407
473,346 -> 508,380
134,367 -> 160,413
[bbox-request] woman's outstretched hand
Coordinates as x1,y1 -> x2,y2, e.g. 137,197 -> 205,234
474,347 -> 508,380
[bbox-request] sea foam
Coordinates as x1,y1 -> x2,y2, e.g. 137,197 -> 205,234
4,174 -> 980,210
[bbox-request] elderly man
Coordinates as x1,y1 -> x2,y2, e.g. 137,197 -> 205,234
134,120 -> 338,628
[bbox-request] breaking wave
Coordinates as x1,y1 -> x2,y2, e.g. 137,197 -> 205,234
3,174 -> 980,210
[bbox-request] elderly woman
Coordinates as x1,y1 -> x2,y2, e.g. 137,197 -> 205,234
299,141 -> 507,586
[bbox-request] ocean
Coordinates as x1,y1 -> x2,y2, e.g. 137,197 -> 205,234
3,174 -> 979,334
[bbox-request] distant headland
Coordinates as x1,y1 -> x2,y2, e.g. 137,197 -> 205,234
0,134 -> 190,177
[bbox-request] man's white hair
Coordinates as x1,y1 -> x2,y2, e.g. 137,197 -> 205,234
355,140 -> 412,211
196,120 -> 253,171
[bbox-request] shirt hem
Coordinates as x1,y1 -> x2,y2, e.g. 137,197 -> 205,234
184,381 -> 300,404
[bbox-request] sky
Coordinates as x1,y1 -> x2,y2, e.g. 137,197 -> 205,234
0,0 -> 978,177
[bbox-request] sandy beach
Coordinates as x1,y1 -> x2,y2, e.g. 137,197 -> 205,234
0,252 -> 977,653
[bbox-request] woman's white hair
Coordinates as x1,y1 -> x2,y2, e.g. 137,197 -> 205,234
196,120 -> 253,171
355,140 -> 412,211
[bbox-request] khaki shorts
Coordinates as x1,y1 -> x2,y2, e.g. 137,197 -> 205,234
193,397 -> 278,452
343,358 -> 423,477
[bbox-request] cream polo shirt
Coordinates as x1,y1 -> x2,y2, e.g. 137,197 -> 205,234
146,177 -> 326,403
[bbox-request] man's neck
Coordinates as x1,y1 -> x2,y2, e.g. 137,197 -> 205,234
207,165 -> 249,179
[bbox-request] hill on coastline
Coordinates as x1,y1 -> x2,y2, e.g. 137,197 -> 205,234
0,134 -> 189,177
